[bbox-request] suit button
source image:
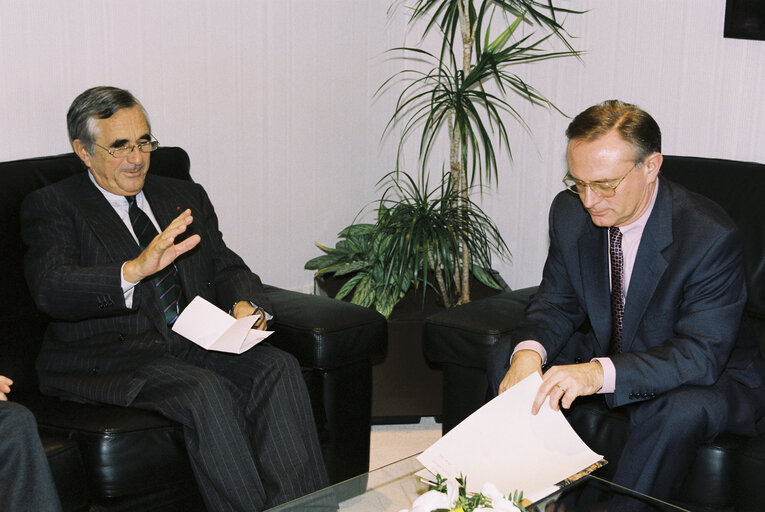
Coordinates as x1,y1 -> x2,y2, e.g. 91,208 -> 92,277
629,393 -> 635,399
206,281 -> 213,287
118,334 -> 125,342
90,367 -> 99,375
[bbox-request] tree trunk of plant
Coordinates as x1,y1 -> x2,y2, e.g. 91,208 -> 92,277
454,0 -> 474,305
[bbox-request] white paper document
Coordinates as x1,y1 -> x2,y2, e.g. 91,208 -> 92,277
171,296 -> 273,354
417,372 -> 605,503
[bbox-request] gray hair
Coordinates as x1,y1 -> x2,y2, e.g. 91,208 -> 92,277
66,86 -> 151,153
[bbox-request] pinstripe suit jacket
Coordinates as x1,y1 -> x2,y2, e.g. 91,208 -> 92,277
21,171 -> 271,406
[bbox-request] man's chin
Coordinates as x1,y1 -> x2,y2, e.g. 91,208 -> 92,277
119,175 -> 147,195
588,213 -> 613,227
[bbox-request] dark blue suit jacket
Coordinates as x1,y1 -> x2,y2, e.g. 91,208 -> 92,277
21,172 -> 271,406
512,176 -> 765,409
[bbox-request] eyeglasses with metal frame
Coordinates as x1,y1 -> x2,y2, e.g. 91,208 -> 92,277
562,160 -> 641,198
94,138 -> 160,159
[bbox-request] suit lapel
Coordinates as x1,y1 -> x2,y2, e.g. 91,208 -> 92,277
74,174 -> 142,263
579,226 -> 612,353
621,179 -> 672,351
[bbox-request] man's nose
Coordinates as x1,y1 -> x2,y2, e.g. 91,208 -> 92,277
579,186 -> 600,208
126,146 -> 144,165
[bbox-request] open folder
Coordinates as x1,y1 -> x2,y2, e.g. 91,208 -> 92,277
171,296 -> 273,354
417,372 -> 606,504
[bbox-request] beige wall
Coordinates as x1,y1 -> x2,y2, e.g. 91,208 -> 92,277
2,0 -> 764,292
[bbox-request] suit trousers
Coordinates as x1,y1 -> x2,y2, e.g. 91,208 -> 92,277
0,401 -> 63,512
131,337 -> 328,512
487,340 -> 765,511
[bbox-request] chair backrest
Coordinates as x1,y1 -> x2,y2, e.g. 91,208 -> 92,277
661,155 -> 765,326
0,147 -> 191,396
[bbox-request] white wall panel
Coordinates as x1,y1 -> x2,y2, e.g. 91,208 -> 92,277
2,0 -> 765,294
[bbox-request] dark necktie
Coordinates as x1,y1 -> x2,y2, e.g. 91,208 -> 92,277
126,195 -> 182,325
609,226 -> 624,354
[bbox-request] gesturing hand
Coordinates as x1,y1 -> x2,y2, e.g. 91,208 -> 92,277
123,209 -> 201,283
531,361 -> 604,414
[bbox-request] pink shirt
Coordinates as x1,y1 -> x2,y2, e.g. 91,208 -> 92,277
513,182 -> 660,393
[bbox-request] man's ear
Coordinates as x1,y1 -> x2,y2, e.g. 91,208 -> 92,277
644,152 -> 663,183
72,139 -> 93,169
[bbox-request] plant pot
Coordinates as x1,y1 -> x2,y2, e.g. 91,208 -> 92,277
314,273 -> 506,424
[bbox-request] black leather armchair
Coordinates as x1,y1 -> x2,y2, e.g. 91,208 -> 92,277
0,147 -> 387,511
424,156 -> 765,512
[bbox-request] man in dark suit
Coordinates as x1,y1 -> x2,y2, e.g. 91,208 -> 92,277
0,375 -> 62,512
21,86 -> 328,511
490,100 -> 765,508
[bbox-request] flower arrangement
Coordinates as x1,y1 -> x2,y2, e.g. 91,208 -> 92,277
400,474 -> 526,512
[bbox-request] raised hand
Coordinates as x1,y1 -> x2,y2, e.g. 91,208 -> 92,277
123,209 -> 201,283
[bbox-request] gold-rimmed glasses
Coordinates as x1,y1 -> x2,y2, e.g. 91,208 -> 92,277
562,161 -> 641,198
94,138 -> 160,159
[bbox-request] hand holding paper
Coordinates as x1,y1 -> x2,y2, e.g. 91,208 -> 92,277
417,372 -> 605,504
172,296 -> 273,353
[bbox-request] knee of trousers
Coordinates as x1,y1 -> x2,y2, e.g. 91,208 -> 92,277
176,372 -> 243,417
257,345 -> 303,378
486,339 -> 513,394
0,402 -> 38,435
630,386 -> 729,440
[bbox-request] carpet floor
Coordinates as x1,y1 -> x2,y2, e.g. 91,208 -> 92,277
368,417 -> 442,471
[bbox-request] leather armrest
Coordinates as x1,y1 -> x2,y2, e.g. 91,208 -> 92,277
264,285 -> 387,370
423,286 -> 537,368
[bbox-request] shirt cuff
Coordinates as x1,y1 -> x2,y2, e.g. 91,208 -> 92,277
511,340 -> 547,366
121,262 -> 138,308
592,357 -> 615,394
229,301 -> 274,321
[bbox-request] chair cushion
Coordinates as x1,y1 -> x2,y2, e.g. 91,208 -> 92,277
27,395 -> 195,499
266,285 -> 387,369
423,287 -> 537,368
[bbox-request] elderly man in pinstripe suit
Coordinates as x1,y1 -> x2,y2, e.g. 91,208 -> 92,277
21,86 -> 328,511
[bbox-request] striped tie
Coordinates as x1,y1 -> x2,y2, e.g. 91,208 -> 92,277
126,195 -> 182,325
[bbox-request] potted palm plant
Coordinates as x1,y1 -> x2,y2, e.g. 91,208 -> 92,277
305,171 -> 508,317
306,0 -> 580,420
383,0 -> 581,305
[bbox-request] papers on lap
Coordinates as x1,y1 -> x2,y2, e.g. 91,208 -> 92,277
417,372 -> 606,504
172,296 -> 273,354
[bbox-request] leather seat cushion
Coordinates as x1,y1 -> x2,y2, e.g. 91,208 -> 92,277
266,285 -> 386,369
423,287 -> 537,368
28,395 -> 195,499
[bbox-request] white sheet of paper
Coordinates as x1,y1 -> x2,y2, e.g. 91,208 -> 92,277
172,296 -> 272,353
417,372 -> 603,502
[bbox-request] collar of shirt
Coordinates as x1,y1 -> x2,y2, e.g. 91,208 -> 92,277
611,180 -> 660,297
87,172 -> 161,238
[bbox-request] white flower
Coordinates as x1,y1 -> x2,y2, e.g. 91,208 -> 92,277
444,478 -> 460,503
406,489 -> 452,512
480,482 -> 521,512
